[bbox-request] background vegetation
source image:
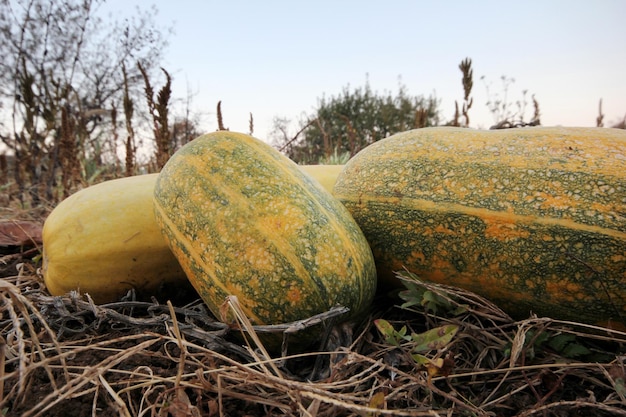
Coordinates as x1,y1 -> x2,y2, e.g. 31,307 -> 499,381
0,0 -> 623,211
0,0 -> 200,209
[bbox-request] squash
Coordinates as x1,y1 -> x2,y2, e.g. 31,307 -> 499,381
333,126 -> 626,326
42,174 -> 188,303
299,164 -> 344,194
153,131 -> 377,326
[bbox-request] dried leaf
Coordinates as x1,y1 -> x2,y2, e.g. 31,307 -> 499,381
540,369 -> 561,393
163,389 -> 201,417
0,221 -> 42,247
412,353 -> 455,382
367,390 -> 386,416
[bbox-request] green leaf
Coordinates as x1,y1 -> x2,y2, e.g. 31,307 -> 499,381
398,281 -> 427,309
561,343 -> 591,358
451,304 -> 469,315
374,319 -> 410,346
422,290 -> 448,314
374,319 -> 397,345
531,330 -> 551,347
399,293 -> 423,310
546,333 -> 590,358
411,325 -> 459,353
615,378 -> 626,397
547,333 -> 575,352
398,273 -> 467,317
411,353 -> 431,365
397,325 -> 408,339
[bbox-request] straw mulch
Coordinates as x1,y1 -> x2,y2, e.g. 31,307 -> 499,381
1,247 -> 626,416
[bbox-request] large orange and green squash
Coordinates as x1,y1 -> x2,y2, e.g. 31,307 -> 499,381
42,174 -> 188,303
153,131 -> 376,326
333,126 -> 626,326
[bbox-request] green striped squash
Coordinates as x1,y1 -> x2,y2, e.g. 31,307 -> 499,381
153,131 -> 376,326
333,126 -> 626,326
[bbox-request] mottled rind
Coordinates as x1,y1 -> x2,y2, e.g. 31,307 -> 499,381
333,126 -> 626,325
154,131 -> 376,325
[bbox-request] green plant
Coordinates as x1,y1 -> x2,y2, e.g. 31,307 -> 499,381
274,77 -> 440,163
317,147 -> 351,165
374,318 -> 458,380
397,272 -> 468,317
533,331 -> 590,359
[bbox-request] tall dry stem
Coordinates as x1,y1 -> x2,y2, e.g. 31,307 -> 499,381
0,154 -> 7,184
58,106 -> 81,198
531,94 -> 541,125
122,63 -> 136,176
110,106 -> 120,174
139,62 -> 172,170
217,101 -> 228,131
459,57 -> 473,127
597,99 -> 605,127
451,101 -> 460,127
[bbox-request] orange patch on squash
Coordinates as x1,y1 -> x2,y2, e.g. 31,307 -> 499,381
483,218 -> 530,241
287,287 -> 302,304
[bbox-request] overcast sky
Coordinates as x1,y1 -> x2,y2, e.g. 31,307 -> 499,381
101,0 -> 626,142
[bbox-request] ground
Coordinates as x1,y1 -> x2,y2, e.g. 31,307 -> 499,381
1,219 -> 626,416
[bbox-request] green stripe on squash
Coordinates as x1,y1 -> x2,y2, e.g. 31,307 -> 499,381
333,126 -> 626,326
154,131 -> 376,326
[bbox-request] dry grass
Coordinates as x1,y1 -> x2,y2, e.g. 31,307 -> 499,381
139,63 -> 173,171
1,260 -> 625,417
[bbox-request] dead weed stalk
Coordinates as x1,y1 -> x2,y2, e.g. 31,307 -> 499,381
139,63 -> 172,170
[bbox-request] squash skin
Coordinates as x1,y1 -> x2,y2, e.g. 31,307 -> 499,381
333,126 -> 626,325
42,174 -> 188,303
299,164 -> 344,194
153,131 -> 376,326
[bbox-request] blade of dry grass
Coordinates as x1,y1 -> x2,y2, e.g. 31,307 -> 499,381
0,278 -> 68,407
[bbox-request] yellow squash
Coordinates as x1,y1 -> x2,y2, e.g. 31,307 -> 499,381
300,164 -> 344,194
42,174 -> 188,303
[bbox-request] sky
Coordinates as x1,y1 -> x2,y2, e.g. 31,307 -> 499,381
100,0 -> 626,143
